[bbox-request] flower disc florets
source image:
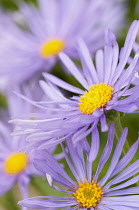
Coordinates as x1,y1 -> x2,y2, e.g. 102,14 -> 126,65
78,83 -> 114,114
4,152 -> 28,175
40,39 -> 65,58
73,181 -> 103,208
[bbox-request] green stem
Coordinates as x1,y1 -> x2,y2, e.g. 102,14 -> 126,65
114,118 -> 130,155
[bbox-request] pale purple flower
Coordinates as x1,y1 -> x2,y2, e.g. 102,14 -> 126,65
0,122 -> 38,210
0,0 -> 125,85
19,125 -> 139,209
0,87 -> 63,210
11,21 -> 139,149
0,86 -> 44,209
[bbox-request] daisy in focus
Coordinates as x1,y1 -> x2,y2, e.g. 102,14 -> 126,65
0,0 -> 125,85
11,21 -> 139,148
19,125 -> 139,209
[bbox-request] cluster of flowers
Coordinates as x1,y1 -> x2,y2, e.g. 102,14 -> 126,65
0,0 -> 139,209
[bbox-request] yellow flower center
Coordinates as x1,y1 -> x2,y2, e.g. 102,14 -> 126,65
73,181 -> 103,208
78,83 -> 114,115
29,117 -> 35,120
4,152 -> 28,175
40,38 -> 65,58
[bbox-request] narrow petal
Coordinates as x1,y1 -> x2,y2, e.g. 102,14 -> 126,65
110,139 -> 139,177
95,49 -> 104,82
112,20 -> 139,85
99,128 -> 128,186
18,174 -> 30,199
94,124 -> 114,181
59,52 -> 89,89
105,160 -> 139,188
19,197 -> 77,208
78,39 -> 99,84
43,72 -> 84,94
105,175 -> 139,193
88,128 -> 99,162
0,174 -> 15,196
105,186 -> 139,196
103,29 -> 116,84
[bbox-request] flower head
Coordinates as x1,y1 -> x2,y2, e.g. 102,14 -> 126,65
19,125 -> 139,209
0,122 -> 36,199
0,87 -> 63,206
0,0 -> 125,85
78,83 -> 114,114
11,21 -> 139,148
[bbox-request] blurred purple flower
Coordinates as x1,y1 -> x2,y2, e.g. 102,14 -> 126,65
0,122 -> 38,210
0,86 -> 63,210
0,0 -> 125,85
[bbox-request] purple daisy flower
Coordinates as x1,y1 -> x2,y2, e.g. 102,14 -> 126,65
11,21 -> 139,148
0,0 -> 125,84
19,124 -> 139,209
0,88 -> 43,208
0,88 -> 63,209
0,122 -> 38,210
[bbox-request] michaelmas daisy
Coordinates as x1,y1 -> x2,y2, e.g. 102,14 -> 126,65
11,21 -> 139,148
0,0 -> 125,85
19,125 -> 139,209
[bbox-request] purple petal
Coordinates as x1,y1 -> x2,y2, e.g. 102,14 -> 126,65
94,124 -> 114,181
19,197 -> 77,208
99,128 -> 128,186
59,52 -> 89,89
43,72 -> 84,94
78,39 -> 99,84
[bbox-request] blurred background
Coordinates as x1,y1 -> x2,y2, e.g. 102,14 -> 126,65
0,0 -> 139,209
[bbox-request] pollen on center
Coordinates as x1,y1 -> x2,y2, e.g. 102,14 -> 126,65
78,82 -> 114,115
73,180 -> 103,208
4,152 -> 28,175
40,38 -> 65,58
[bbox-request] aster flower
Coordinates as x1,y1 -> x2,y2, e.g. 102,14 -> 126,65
0,122 -> 38,210
0,88 -> 63,209
19,124 -> 139,209
11,20 -> 139,148
0,121 -> 60,200
0,0 -> 125,85
0,87 -> 43,208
